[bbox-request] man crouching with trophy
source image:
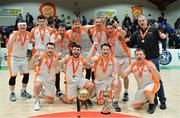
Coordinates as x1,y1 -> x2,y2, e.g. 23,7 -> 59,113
57,44 -> 94,107
87,42 -> 122,112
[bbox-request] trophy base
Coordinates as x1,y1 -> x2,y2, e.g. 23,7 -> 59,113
100,110 -> 111,115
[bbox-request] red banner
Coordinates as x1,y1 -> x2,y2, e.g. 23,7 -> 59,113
39,2 -> 56,18
131,5 -> 143,19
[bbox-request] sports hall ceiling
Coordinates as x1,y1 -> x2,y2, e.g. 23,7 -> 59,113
148,0 -> 177,10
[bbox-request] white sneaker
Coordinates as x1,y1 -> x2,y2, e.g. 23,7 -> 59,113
34,101 -> 40,111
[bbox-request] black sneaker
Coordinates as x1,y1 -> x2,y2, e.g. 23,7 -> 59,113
122,92 -> 129,101
87,99 -> 93,108
56,91 -> 63,97
160,102 -> 166,110
147,103 -> 156,114
154,97 -> 158,106
10,92 -> 16,102
21,89 -> 32,98
112,101 -> 121,112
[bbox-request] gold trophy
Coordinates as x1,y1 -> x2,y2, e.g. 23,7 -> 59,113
101,86 -> 112,114
77,88 -> 90,110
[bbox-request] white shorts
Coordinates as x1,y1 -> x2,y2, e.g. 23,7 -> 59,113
94,77 -> 114,100
36,75 -> 56,98
114,56 -> 129,74
65,78 -> 90,100
8,56 -> 29,76
133,83 -> 160,105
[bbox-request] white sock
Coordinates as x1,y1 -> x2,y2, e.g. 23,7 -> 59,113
113,98 -> 119,102
124,89 -> 128,93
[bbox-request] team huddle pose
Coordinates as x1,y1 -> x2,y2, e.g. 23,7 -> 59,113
7,14 -> 167,114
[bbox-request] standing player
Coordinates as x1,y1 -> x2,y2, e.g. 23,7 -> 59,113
31,15 -> 53,56
87,17 -> 108,81
7,20 -> 32,102
66,18 -> 94,82
120,48 -> 160,114
106,21 -> 131,101
50,23 -> 70,97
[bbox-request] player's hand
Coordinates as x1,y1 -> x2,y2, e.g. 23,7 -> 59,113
119,60 -> 125,66
34,51 -> 41,58
57,53 -> 62,59
93,41 -> 98,46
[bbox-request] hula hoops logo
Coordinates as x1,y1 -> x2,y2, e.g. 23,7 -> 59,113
160,50 -> 172,65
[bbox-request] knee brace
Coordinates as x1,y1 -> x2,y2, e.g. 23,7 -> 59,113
22,74 -> 29,84
9,76 -> 16,86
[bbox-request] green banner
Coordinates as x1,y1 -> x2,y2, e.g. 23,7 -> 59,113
0,8 -> 22,16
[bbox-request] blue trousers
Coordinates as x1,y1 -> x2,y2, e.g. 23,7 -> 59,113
148,58 -> 166,104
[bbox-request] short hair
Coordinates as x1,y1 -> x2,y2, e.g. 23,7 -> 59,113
71,43 -> 82,49
46,42 -> 55,47
134,48 -> 145,55
137,15 -> 146,21
72,18 -> 80,24
101,43 -> 111,49
59,23 -> 66,29
106,21 -> 113,27
37,15 -> 45,20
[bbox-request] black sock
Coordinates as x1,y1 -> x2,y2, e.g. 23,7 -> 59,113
55,73 -> 60,92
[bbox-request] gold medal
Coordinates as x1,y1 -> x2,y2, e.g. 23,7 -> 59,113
141,40 -> 145,43
73,75 -> 75,78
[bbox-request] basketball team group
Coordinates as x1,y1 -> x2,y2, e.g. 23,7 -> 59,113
7,14 -> 167,114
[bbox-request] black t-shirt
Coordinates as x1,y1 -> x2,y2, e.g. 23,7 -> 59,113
130,26 -> 162,59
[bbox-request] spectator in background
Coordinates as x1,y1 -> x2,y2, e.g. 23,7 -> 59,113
65,16 -> 71,30
122,14 -> 132,30
26,12 -> 34,31
113,15 -> 119,24
88,19 -> 94,25
47,14 -> 53,26
54,16 -> 60,29
81,16 -> 87,26
61,14 -> 66,23
174,18 -> 180,29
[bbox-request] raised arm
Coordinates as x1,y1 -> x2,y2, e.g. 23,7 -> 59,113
87,41 -> 98,61
119,61 -> 132,78
29,53 -> 41,70
56,55 -> 70,66
50,33 -> 62,44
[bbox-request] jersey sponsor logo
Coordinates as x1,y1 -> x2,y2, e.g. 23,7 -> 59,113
160,50 -> 172,65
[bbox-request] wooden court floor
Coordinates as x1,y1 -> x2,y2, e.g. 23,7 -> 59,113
0,69 -> 180,118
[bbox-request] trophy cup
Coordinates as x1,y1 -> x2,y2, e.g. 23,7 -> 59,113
100,86 -> 112,115
77,88 -> 90,110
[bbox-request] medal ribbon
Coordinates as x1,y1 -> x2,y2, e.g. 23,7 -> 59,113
18,32 -> 27,47
136,61 -> 145,78
45,55 -> 53,73
39,27 -> 46,43
71,57 -> 80,75
95,30 -> 102,43
140,26 -> 150,41
100,56 -> 109,73
72,30 -> 82,43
